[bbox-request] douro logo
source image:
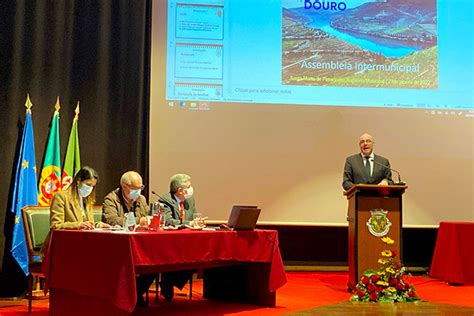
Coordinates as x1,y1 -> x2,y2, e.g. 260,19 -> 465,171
304,0 -> 347,11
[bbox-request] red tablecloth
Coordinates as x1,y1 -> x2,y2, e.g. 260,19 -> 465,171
44,229 -> 286,315
430,222 -> 474,284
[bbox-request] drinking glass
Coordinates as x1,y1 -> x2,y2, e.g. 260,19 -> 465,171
151,202 -> 159,216
159,213 -> 166,229
193,213 -> 203,228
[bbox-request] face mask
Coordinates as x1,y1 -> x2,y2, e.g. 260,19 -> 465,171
127,189 -> 141,201
78,184 -> 93,198
184,186 -> 193,200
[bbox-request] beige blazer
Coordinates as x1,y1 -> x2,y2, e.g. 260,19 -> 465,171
50,189 -> 94,229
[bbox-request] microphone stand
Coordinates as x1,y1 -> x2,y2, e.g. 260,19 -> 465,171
151,190 -> 174,205
371,159 -> 406,185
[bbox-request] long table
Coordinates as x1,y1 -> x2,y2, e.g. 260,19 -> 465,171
44,229 -> 287,315
430,222 -> 474,285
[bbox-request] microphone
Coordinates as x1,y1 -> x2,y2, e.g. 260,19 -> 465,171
370,159 -> 406,185
151,190 -> 173,205
151,190 -> 183,228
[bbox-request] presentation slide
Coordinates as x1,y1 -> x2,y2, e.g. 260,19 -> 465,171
150,0 -> 473,226
164,0 -> 472,110
282,0 -> 437,90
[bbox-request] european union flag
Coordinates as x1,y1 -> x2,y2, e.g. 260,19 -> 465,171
11,102 -> 38,276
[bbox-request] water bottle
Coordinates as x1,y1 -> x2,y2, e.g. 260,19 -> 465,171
124,212 -> 136,232
151,202 -> 159,216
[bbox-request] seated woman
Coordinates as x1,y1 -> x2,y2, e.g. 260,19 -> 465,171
50,166 -> 110,229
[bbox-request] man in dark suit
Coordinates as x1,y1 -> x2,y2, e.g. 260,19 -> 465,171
342,133 -> 393,191
158,173 -> 196,301
159,173 -> 196,226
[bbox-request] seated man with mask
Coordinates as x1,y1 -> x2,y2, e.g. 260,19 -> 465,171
102,170 -> 149,227
159,173 -> 196,226
158,173 -> 196,301
102,170 -> 153,307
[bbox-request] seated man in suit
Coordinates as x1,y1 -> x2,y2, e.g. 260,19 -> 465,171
102,170 -> 153,307
342,133 -> 393,191
158,173 -> 196,301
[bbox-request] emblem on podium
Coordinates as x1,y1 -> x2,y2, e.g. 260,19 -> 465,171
366,209 -> 392,237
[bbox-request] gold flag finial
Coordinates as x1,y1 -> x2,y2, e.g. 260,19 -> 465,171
25,94 -> 33,113
54,96 -> 61,112
74,101 -> 80,120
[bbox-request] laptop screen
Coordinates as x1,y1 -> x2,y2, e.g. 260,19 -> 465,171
227,205 -> 260,231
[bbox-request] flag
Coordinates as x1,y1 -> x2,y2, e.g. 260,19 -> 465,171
38,97 -> 61,206
11,94 -> 39,275
61,102 -> 81,189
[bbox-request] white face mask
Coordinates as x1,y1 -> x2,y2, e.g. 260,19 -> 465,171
78,184 -> 93,198
184,186 -> 194,200
127,189 -> 141,201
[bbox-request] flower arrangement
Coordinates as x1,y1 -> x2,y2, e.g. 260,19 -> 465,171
351,236 -> 420,303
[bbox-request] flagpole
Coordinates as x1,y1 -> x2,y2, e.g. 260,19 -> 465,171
23,94 -> 49,299
75,101 -> 80,120
25,93 -> 33,113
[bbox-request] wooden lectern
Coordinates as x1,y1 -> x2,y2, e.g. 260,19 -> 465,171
344,184 -> 407,290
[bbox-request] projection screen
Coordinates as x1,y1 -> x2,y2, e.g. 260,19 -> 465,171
150,0 -> 473,226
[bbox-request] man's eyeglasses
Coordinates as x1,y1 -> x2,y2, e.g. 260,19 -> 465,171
128,184 -> 145,190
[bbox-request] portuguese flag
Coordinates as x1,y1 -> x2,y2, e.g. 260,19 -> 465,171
38,97 -> 61,206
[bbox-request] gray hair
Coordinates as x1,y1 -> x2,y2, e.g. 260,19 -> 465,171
120,171 -> 141,186
170,173 -> 191,193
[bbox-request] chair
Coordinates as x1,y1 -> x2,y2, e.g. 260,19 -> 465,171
21,206 -> 50,313
145,272 -> 195,303
146,273 -> 161,303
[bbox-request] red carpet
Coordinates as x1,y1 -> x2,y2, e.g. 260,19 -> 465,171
1,272 -> 473,315
411,276 -> 474,307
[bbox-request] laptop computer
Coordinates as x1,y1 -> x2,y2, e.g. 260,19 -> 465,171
227,205 -> 261,231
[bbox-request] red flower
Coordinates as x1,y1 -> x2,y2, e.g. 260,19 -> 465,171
369,292 -> 378,301
391,250 -> 397,257
396,283 -> 405,291
361,276 -> 369,285
389,278 -> 399,286
394,261 -> 401,269
370,274 -> 379,282
408,290 -> 416,297
376,286 -> 383,293
357,290 -> 366,298
367,283 -> 376,293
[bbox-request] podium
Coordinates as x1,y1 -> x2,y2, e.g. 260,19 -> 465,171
344,184 -> 407,290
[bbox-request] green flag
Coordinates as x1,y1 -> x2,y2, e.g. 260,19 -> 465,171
61,102 -> 81,189
38,97 -> 61,206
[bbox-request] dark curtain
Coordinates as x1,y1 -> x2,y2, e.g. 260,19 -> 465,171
0,0 -> 151,296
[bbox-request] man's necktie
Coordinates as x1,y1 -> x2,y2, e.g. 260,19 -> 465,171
180,201 -> 185,222
365,156 -> 371,179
